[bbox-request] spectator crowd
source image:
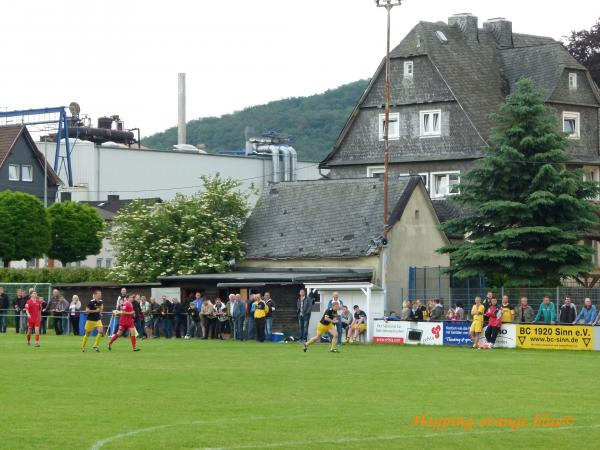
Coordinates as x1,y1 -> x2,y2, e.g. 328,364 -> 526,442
382,292 -> 599,348
1,287 -> 599,349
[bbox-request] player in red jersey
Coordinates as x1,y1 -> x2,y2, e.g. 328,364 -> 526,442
108,294 -> 140,352
25,291 -> 43,347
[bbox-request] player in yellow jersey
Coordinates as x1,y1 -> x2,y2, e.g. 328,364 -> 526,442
81,290 -> 104,352
469,296 -> 485,349
303,303 -> 340,353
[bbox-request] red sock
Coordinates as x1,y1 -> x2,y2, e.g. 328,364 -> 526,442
35,335 -> 39,344
109,334 -> 118,344
131,335 -> 137,349
27,333 -> 31,343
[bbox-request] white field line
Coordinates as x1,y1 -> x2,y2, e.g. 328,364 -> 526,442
89,412 -> 372,450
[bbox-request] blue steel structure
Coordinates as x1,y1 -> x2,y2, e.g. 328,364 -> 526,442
0,107 -> 73,186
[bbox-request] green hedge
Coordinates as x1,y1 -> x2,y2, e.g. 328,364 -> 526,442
0,268 -> 113,283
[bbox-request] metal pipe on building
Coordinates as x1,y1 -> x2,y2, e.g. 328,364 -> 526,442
280,146 -> 291,182
178,73 -> 186,146
268,145 -> 281,183
288,146 -> 297,181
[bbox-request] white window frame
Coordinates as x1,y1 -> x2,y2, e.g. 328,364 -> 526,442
8,164 -> 20,181
563,111 -> 580,139
430,171 -> 460,198
378,113 -> 400,141
583,167 -> 600,201
420,110 -> 441,137
404,61 -> 414,78
105,258 -> 112,268
96,258 -> 103,268
367,166 -> 385,178
568,72 -> 577,90
21,164 -> 33,182
400,173 -> 429,191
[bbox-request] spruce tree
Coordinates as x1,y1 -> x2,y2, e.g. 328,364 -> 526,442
438,78 -> 600,287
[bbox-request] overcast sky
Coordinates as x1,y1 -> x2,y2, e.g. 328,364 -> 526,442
0,0 -> 597,139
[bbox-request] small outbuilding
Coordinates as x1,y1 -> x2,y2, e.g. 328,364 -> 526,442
240,176 -> 450,313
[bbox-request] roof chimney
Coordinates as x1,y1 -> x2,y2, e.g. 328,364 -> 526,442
448,13 -> 478,41
178,73 -> 186,146
483,18 -> 513,48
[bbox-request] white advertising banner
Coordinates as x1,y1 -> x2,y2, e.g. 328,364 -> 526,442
373,320 -> 443,345
479,324 -> 517,348
373,320 -> 408,344
405,322 -> 444,346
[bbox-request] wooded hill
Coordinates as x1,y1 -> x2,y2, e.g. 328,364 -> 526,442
142,79 -> 369,162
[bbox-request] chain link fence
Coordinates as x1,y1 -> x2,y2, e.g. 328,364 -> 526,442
403,267 -> 600,318
399,287 -> 599,311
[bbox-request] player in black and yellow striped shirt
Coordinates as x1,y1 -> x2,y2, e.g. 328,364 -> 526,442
303,304 -> 340,353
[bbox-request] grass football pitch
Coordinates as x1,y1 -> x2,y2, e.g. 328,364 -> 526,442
0,333 -> 599,450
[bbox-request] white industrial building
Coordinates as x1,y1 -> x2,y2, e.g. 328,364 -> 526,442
40,139 -> 320,203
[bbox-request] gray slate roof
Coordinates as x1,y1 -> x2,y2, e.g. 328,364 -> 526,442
322,19 -> 598,167
431,198 -> 472,239
431,198 -> 471,223
394,21 -> 506,141
242,177 -> 419,259
501,43 -> 587,99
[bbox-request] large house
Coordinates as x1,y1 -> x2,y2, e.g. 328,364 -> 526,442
320,14 -> 600,198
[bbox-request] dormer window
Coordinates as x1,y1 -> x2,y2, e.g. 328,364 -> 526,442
404,61 -> 414,78
569,73 -> 577,90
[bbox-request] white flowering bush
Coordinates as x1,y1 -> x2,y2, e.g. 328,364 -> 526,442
109,175 -> 252,282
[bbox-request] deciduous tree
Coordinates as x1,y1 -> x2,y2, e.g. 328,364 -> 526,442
47,201 -> 105,265
0,191 -> 50,267
109,175 -> 251,282
565,18 -> 600,87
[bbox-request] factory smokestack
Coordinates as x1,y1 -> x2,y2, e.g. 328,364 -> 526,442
178,73 -> 186,145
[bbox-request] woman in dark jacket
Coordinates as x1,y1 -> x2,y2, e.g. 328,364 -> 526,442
411,300 -> 424,321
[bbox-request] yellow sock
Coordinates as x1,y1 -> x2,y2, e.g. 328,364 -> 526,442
331,340 -> 337,350
81,335 -> 89,349
93,333 -> 102,348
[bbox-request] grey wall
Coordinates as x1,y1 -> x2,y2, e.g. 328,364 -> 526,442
549,104 -> 600,163
328,159 -> 476,180
0,135 -> 57,205
328,102 -> 484,168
